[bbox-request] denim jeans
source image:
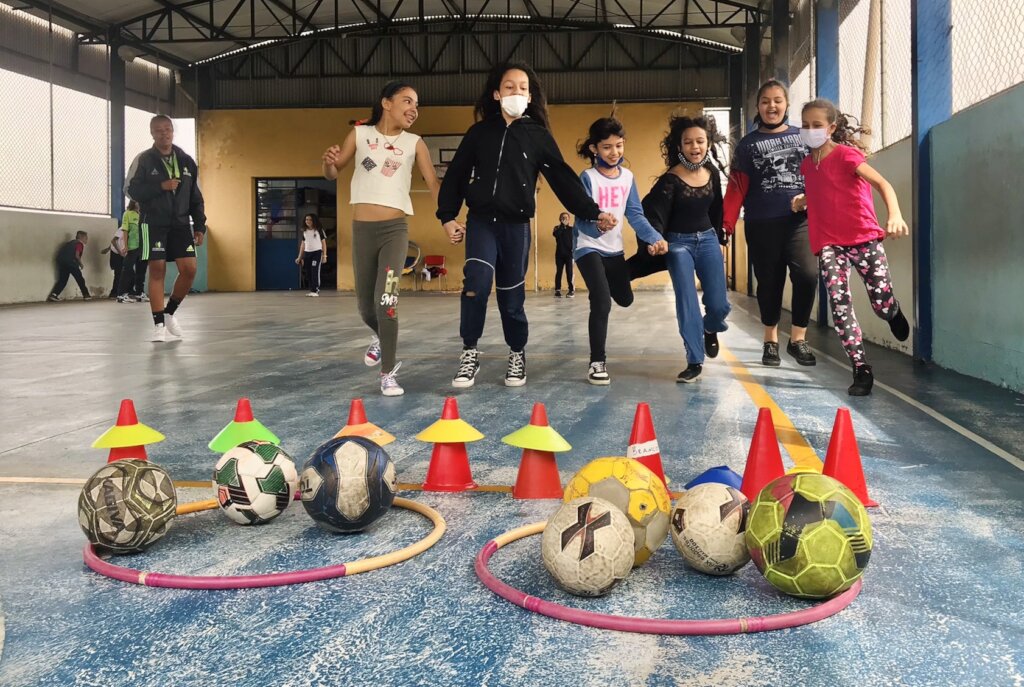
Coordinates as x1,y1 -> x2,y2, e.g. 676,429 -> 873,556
665,229 -> 731,364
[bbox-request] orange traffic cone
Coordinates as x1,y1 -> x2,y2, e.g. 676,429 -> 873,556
418,397 -> 483,492
333,398 -> 396,446
626,402 -> 668,487
503,402 -> 571,499
823,408 -> 879,507
740,408 -> 786,501
91,399 -> 165,463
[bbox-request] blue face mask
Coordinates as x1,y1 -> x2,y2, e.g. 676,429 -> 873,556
595,156 -> 623,169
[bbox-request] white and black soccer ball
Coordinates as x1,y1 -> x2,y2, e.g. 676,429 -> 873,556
670,482 -> 751,575
78,459 -> 177,554
541,496 -> 635,597
213,440 -> 299,525
300,436 -> 397,533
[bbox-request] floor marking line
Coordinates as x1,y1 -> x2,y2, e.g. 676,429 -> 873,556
719,344 -> 823,470
0,477 -> 211,488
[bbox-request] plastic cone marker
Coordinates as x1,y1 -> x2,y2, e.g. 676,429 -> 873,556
419,397 -> 482,492
504,402 -> 570,500
334,398 -> 396,446
626,402 -> 668,487
92,399 -> 165,449
739,408 -> 786,501
208,398 -> 280,453
823,407 -> 879,508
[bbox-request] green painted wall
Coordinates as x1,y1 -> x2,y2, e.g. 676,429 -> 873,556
931,83 -> 1024,391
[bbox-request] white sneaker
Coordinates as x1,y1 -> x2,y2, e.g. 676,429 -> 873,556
588,361 -> 611,385
151,324 -> 168,342
164,314 -> 184,338
309,292 -> 319,297
380,362 -> 405,397
364,337 -> 381,366
117,294 -> 133,303
136,293 -> 149,303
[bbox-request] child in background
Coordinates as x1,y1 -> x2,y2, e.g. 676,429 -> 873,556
104,226 -> 126,299
117,200 -> 148,302
795,98 -> 910,396
552,212 -> 575,298
296,213 -> 328,297
574,116 -> 667,385
48,231 -> 91,302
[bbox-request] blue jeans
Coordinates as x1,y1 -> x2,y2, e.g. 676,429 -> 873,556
665,229 -> 731,364
460,219 -> 531,351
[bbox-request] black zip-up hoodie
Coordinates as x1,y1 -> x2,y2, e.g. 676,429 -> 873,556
436,115 -> 601,225
126,145 -> 207,233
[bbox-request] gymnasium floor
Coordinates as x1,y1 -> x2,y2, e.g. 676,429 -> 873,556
1,290 -> 1022,687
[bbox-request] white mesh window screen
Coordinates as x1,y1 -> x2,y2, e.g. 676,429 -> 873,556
52,85 -> 109,214
0,69 -> 53,210
951,0 -> 1024,113
839,0 -> 882,151
881,0 -> 912,147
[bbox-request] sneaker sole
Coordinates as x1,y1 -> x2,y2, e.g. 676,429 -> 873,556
504,377 -> 527,387
588,377 -> 611,386
762,358 -> 782,367
364,358 -> 381,366
788,354 -> 817,367
382,389 -> 405,397
452,378 -> 476,389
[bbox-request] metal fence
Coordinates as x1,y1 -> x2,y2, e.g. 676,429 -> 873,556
951,0 -> 1024,113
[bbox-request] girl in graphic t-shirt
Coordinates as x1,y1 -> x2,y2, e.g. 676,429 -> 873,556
794,98 -> 911,397
295,213 -> 327,296
321,81 -> 441,397
573,116 -> 667,385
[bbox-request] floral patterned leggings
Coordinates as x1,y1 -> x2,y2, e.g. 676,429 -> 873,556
820,239 -> 899,368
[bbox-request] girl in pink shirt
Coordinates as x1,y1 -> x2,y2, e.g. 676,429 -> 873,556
794,99 -> 910,396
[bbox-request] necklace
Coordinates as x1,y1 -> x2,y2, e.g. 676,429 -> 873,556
375,125 -> 402,152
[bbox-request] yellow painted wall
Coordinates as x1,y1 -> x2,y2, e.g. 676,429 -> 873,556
199,102 -> 704,292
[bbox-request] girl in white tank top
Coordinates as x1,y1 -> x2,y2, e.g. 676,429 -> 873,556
321,82 -> 441,397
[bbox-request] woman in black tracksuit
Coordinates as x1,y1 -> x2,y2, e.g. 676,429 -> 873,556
437,61 -> 617,389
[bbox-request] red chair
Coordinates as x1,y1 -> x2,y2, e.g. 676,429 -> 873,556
421,255 -> 449,291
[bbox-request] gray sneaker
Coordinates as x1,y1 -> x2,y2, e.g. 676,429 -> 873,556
380,362 -> 405,397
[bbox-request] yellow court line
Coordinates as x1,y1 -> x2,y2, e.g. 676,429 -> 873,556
719,344 -> 823,471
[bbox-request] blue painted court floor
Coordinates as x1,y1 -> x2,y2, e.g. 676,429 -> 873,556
1,291 -> 1022,686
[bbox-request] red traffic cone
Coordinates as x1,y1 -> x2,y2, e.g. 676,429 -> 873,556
346,399 -> 368,425
234,398 -> 254,422
626,403 -> 668,487
504,403 -> 571,500
105,445 -> 148,462
333,398 -> 396,446
91,399 -> 165,463
823,408 -> 879,507
418,397 -> 483,492
740,408 -> 786,501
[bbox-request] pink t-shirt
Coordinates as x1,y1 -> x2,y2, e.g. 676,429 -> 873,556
800,144 -> 884,254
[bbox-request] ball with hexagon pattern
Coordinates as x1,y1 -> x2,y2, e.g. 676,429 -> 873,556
300,436 -> 397,533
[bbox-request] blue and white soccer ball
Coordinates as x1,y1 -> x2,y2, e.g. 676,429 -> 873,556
300,436 -> 397,533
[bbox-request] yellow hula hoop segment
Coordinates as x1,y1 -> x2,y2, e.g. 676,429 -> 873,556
84,497 -> 445,589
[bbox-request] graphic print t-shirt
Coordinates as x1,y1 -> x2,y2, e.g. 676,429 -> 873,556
732,126 -> 808,221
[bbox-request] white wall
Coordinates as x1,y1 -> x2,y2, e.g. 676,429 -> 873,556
0,207 -> 116,304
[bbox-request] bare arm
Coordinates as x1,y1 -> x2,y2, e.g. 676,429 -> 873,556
415,138 -> 441,206
322,129 -> 357,180
856,162 -> 909,238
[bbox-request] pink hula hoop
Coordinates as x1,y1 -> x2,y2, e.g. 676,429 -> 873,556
474,522 -> 863,636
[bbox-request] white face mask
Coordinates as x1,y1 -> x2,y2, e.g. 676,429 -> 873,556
799,128 -> 830,149
500,94 -> 529,119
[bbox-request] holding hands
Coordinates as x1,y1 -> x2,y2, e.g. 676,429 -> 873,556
791,193 -> 807,213
647,239 -> 669,256
443,220 -> 466,244
596,213 -> 618,232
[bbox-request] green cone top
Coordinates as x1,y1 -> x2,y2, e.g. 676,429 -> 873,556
208,398 -> 281,453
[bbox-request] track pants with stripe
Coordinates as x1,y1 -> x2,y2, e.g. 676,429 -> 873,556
460,219 -> 531,351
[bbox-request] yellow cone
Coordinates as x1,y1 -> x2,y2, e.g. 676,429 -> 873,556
415,397 -> 484,443
501,402 -> 571,452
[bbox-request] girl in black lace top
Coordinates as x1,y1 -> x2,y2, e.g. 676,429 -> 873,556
634,113 -> 732,383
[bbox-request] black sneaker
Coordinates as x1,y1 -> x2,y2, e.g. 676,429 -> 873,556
46,294 -> 61,302
786,339 -> 817,366
848,364 -> 874,396
566,291 -> 575,299
676,363 -> 703,383
762,342 -> 781,367
452,348 -> 480,388
889,302 -> 910,342
588,361 -> 610,385
704,331 -> 720,358
554,290 -> 562,298
505,350 -> 527,387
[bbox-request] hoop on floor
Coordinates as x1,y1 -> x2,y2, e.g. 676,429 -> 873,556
474,521 -> 863,636
84,497 -> 445,590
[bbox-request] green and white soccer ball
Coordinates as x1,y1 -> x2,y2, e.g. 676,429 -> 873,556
214,440 -> 299,525
542,496 -> 635,597
78,459 -> 178,554
670,483 -> 751,575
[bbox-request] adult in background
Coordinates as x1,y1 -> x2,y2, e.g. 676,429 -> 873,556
552,212 -> 575,298
127,115 -> 206,342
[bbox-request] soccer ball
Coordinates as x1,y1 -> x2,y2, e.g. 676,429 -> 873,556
563,457 -> 671,567
542,496 -> 635,597
213,440 -> 299,525
670,483 -> 750,575
300,436 -> 397,533
745,473 -> 873,599
78,459 -> 177,554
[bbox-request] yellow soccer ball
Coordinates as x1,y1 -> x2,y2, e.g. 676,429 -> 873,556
564,457 -> 672,566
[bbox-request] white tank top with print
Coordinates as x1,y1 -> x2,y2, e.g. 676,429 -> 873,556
350,125 -> 419,215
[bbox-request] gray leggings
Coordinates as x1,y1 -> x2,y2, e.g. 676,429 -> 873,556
352,218 -> 409,372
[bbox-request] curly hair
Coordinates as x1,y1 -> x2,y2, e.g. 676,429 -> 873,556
660,113 -> 728,174
576,116 -> 626,161
473,62 -> 550,129
801,99 -> 870,153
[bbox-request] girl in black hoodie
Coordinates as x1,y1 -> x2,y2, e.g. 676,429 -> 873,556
437,62 -> 617,389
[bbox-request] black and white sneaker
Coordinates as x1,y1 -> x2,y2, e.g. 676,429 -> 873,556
588,361 -> 610,385
566,291 -> 575,299
452,348 -> 480,388
762,342 -> 781,367
504,350 -> 527,387
889,302 -> 910,342
786,339 -> 817,366
677,363 -> 703,383
554,290 -> 562,298
704,331 -> 720,358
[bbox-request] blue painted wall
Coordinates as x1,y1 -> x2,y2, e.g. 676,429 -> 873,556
930,83 -> 1024,391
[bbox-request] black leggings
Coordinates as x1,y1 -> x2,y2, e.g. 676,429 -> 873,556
745,214 -> 818,329
575,252 -> 634,363
554,253 -> 574,292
